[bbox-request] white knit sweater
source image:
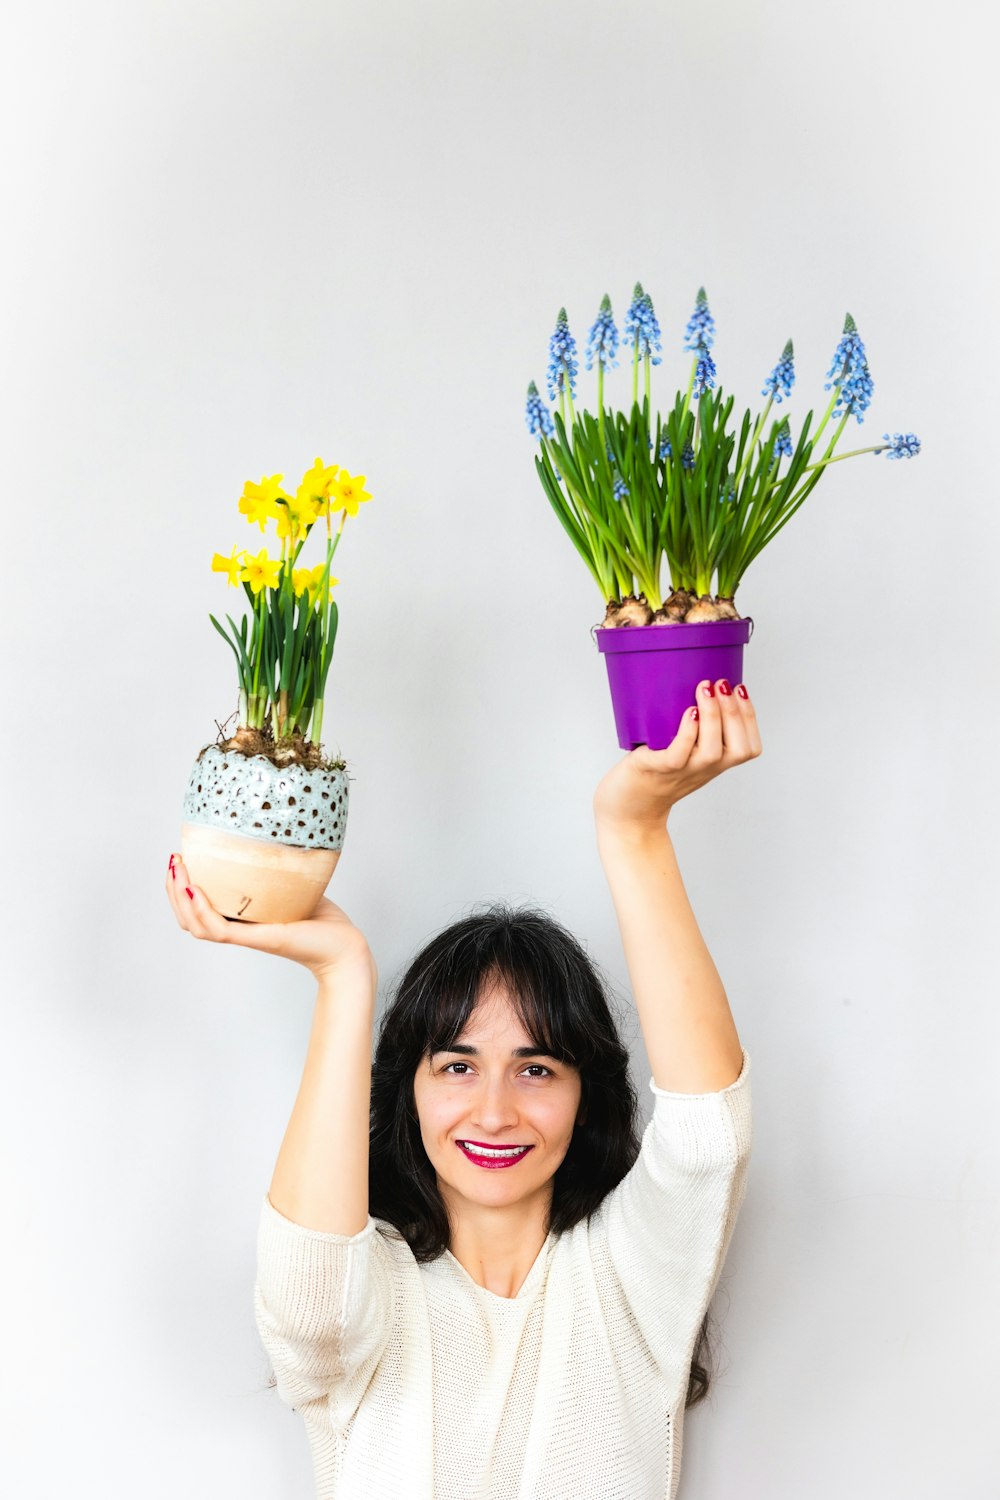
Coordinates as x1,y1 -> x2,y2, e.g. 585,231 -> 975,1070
255,1048 -> 752,1500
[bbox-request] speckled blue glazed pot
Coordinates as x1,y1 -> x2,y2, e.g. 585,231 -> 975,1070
179,746 -> 349,923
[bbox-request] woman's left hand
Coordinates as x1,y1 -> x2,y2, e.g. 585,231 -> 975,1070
593,678 -> 763,834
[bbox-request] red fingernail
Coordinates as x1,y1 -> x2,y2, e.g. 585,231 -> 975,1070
701,681 -> 714,697
169,854 -> 175,879
185,887 -> 194,900
718,679 -> 732,696
736,684 -> 748,699
691,706 -> 699,721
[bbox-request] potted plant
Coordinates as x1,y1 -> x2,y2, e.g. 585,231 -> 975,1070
525,285 -> 921,749
178,458 -> 372,923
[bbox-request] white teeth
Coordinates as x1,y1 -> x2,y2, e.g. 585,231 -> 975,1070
459,1142 -> 530,1159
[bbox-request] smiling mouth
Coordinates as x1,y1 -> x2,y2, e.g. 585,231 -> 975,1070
456,1141 -> 534,1167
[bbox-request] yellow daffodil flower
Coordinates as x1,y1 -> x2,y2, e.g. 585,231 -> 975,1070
291,564 -> 338,602
240,547 -> 283,595
211,545 -> 248,587
275,486 -> 323,544
307,562 -> 339,604
328,468 -> 372,518
239,474 -> 289,532
299,457 -> 341,503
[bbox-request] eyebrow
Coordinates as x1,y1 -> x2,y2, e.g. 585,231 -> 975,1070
433,1044 -> 557,1060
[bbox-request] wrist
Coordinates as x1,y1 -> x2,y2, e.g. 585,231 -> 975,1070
313,945 -> 377,997
595,810 -> 674,849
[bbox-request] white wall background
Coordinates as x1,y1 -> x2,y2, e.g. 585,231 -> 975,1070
2,1 -> 997,1495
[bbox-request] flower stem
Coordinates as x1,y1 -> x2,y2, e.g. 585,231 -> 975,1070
679,354 -> 698,431
810,384 -> 843,452
803,441 -> 883,469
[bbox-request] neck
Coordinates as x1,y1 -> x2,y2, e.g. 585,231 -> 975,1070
443,1188 -> 552,1298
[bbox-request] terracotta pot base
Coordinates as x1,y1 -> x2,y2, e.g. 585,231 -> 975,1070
179,822 -> 340,923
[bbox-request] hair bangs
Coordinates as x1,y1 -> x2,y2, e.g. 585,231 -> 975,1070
418,914 -> 581,1068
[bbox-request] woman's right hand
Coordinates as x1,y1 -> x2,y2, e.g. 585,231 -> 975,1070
165,852 -> 375,985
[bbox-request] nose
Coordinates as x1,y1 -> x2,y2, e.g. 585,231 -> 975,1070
469,1075 -> 521,1136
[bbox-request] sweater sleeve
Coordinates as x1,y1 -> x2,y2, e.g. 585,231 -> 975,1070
253,1194 -> 395,1419
593,1047 -> 753,1399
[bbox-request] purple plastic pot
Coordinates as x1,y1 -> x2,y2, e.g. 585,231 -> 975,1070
595,617 -> 754,751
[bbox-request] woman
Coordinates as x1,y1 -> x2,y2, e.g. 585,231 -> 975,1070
166,677 -> 760,1498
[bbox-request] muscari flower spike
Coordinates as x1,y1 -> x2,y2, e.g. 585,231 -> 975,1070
612,471 -> 629,500
525,380 -> 555,439
585,294 -> 620,370
683,286 -> 716,352
683,286 -> 717,396
623,282 -> 663,365
876,431 -> 921,459
825,312 -> 873,423
773,422 -> 794,460
692,351 -> 718,397
763,340 -> 796,403
546,307 -> 579,402
658,437 -> 696,470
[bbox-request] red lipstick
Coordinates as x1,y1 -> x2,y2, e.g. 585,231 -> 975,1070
456,1141 -> 534,1170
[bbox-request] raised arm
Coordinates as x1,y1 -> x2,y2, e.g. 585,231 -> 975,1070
269,950 -> 377,1234
593,677 -> 761,1095
165,858 -> 378,1233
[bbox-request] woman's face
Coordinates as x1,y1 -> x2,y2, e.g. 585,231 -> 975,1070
412,982 -> 583,1216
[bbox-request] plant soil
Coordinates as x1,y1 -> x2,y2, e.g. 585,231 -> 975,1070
202,722 -> 346,772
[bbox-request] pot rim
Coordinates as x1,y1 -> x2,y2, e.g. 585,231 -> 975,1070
594,616 -> 754,653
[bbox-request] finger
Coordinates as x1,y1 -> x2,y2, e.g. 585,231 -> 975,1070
165,853 -> 195,930
167,853 -> 231,943
690,679 -> 723,763
182,881 -> 235,943
716,680 -> 751,761
633,703 -> 700,771
734,683 -> 763,757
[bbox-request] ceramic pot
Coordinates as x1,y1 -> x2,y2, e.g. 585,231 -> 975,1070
595,617 -> 754,750
179,745 -> 349,922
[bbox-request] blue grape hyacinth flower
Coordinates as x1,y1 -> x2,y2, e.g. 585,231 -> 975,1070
612,472 -> 629,500
773,423 -> 794,460
525,380 -> 555,439
623,282 -> 663,365
692,351 -> 718,397
683,286 -> 716,352
833,358 -> 874,423
825,312 -> 873,423
658,437 -> 695,469
546,307 -> 579,402
876,431 -> 921,459
585,294 -> 620,370
763,340 -> 796,403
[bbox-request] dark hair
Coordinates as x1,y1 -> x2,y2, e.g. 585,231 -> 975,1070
369,901 -> 716,1409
